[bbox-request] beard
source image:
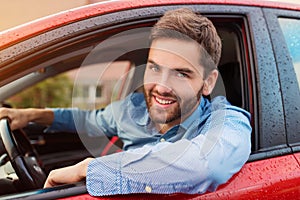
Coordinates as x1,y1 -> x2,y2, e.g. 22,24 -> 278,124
143,86 -> 203,125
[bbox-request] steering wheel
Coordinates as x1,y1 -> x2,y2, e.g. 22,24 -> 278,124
0,118 -> 46,190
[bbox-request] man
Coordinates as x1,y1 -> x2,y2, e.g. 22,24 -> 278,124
0,8 -> 251,196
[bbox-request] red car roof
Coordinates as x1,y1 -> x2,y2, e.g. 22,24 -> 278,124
0,0 -> 299,49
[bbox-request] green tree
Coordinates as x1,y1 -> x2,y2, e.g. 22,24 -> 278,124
8,74 -> 73,108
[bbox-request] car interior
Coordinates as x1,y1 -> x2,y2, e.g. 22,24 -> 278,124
0,16 -> 249,197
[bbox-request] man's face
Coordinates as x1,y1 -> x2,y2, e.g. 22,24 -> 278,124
144,38 -> 206,132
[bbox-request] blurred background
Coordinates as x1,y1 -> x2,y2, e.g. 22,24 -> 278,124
1,0 -> 300,32
0,0 -> 103,31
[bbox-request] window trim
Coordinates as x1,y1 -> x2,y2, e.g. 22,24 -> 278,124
264,8 -> 300,152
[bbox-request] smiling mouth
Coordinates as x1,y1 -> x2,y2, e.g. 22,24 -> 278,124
154,96 -> 176,105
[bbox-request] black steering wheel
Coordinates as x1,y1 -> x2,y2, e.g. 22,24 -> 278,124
0,118 -> 46,190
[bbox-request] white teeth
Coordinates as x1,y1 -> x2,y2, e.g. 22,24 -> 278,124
155,97 -> 173,105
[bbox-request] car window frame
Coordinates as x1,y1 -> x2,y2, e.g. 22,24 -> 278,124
240,5 -> 294,160
263,8 -> 300,153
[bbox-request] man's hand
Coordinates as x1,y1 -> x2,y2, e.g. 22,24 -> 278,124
0,108 -> 31,130
0,108 -> 54,130
44,158 -> 94,188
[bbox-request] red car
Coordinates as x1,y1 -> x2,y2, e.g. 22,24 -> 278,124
0,0 -> 300,199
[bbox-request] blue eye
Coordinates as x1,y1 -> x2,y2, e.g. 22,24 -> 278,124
177,72 -> 188,78
150,65 -> 160,72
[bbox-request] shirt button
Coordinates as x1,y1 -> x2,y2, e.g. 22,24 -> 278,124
160,138 -> 166,142
145,186 -> 152,193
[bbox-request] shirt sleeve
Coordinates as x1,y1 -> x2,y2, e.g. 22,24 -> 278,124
86,104 -> 252,196
45,104 -> 119,138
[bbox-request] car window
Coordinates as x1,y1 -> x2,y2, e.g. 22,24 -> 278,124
278,18 -> 300,89
6,61 -> 132,109
6,73 -> 73,108
70,61 -> 132,109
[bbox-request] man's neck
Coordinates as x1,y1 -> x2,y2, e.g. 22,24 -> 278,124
156,124 -> 170,134
155,119 -> 180,134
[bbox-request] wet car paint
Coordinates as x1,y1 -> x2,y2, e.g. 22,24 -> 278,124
0,0 -> 300,199
1,0 -> 300,48
59,153 -> 300,199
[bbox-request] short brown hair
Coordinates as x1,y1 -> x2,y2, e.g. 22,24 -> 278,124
150,8 -> 222,75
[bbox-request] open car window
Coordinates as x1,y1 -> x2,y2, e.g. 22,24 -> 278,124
6,61 -> 132,110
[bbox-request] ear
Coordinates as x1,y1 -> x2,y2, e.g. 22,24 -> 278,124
202,69 -> 218,96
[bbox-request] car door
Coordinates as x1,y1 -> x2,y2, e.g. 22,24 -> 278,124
199,4 -> 300,199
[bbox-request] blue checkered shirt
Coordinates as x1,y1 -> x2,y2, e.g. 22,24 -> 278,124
48,93 -> 251,196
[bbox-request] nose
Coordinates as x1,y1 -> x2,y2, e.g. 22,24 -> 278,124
155,72 -> 172,94
155,83 -> 172,95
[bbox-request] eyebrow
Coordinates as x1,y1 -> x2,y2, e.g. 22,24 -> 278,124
148,59 -> 195,75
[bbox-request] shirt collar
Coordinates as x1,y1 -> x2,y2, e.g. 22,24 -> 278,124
180,99 -> 204,130
130,93 -> 150,126
136,111 -> 150,126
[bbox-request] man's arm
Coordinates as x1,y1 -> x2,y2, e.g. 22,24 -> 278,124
43,105 -> 251,195
46,106 -> 118,137
44,158 -> 94,188
0,108 -> 54,130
